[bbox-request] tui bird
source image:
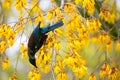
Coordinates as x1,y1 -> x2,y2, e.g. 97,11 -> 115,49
28,20 -> 63,68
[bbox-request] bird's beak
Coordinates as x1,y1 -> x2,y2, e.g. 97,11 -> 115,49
29,58 -> 37,68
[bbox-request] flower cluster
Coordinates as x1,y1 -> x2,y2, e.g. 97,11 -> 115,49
64,3 -> 78,14
56,72 -> 68,80
92,31 -> 112,51
35,46 -> 51,73
2,0 -> 12,9
46,31 -> 62,50
100,63 -> 111,78
46,7 -> 64,22
66,13 -> 89,50
63,52 -> 87,78
2,57 -> 10,70
35,13 -> 45,26
29,0 -> 45,26
100,6 -> 116,24
87,18 -> 101,33
54,54 -> 68,80
75,0 -> 82,5
0,24 -> 16,53
0,24 -> 15,70
75,0 -> 95,15
14,15 -> 26,33
15,0 -> 27,10
28,68 -> 40,80
83,0 -> 95,15
30,0 -> 41,14
116,40 -> 120,52
9,74 -> 17,80
100,63 -> 119,80
89,73 -> 97,80
20,43 -> 28,58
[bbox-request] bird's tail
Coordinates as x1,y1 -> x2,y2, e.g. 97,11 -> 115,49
41,20 -> 63,34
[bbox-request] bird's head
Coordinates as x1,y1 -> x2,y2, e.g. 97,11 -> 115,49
28,48 -> 37,68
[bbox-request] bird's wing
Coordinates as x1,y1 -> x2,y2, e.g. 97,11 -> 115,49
34,33 -> 48,53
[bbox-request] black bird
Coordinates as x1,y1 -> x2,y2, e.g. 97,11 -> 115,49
28,20 -> 63,67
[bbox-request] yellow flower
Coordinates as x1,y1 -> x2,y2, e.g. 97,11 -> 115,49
108,67 -> 119,80
89,73 -> 97,80
36,49 -> 51,68
73,65 -> 88,78
2,57 -> 10,70
100,7 -> 116,24
63,55 -> 75,68
54,42 -> 61,51
66,14 -> 89,50
0,24 -> 16,50
74,52 -> 86,65
9,38 -> 14,46
53,54 -> 65,74
92,36 -> 99,44
14,23 -> 24,33
63,53 -> 88,78
100,63 -> 111,78
22,49 -> 28,58
2,0 -> 12,9
56,72 -> 68,80
64,3 -> 78,14
47,7 -> 64,21
55,7 -> 64,21
28,68 -> 40,80
96,32 -> 112,51
75,0 -> 82,5
115,70 -> 120,80
0,41 -> 7,54
54,65 -> 61,74
46,7 -> 56,20
116,40 -> 120,52
9,74 -> 17,80
87,18 -> 101,33
106,40 -> 113,51
83,0 -> 95,15
64,52 -> 86,68
55,7 -> 62,16
20,43 -> 24,52
98,32 -> 111,44
55,28 -> 64,36
46,11 -> 54,20
40,65 -> 50,73
31,5 -> 40,13
36,50 -> 44,66
35,14 -> 45,26
28,0 -> 41,16
20,43 -> 28,58
15,0 -> 27,10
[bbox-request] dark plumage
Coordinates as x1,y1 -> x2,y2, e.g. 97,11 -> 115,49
28,20 -> 63,67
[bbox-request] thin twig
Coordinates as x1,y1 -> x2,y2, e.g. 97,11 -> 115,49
14,29 -> 24,75
105,49 -> 108,62
50,63 -> 55,80
0,1 -> 4,24
27,0 -> 41,18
